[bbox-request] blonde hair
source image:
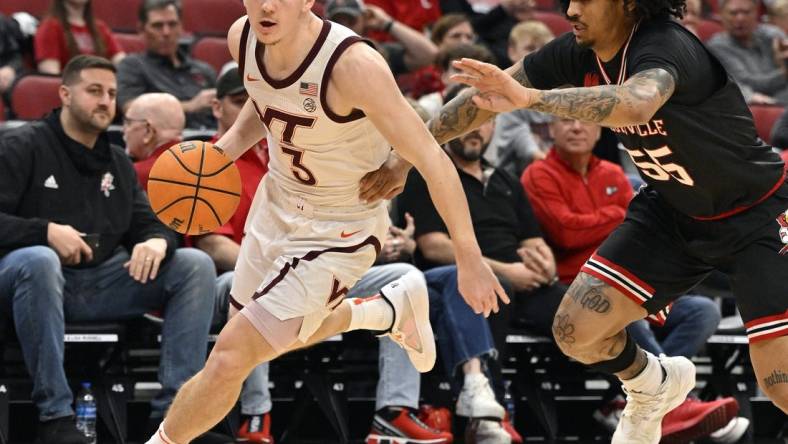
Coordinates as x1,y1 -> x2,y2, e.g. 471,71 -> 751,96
508,20 -> 554,48
770,0 -> 788,17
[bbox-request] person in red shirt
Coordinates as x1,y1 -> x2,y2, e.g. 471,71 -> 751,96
34,0 -> 124,75
193,67 -> 269,270
521,117 -> 632,284
122,91 -> 185,188
522,118 -> 745,442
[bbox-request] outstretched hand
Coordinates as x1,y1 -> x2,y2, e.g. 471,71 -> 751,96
457,258 -> 510,317
450,58 -> 535,113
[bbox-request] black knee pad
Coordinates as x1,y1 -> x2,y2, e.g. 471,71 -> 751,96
588,331 -> 638,374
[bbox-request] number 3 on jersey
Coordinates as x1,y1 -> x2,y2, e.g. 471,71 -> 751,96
624,145 -> 695,186
260,106 -> 318,185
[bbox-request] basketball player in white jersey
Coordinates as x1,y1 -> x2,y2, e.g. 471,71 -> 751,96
145,1 -> 507,443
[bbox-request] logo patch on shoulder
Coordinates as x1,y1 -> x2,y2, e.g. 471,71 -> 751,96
776,210 -> 788,255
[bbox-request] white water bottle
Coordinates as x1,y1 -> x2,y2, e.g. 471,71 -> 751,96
75,382 -> 97,444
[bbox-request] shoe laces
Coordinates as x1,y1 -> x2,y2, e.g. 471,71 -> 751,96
406,410 -> 440,432
621,386 -> 666,423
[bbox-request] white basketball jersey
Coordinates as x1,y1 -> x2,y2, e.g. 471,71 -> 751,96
239,19 -> 390,210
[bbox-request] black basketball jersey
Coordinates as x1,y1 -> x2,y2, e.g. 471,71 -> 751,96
523,18 -> 785,219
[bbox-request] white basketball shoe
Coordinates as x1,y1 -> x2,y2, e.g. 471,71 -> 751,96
379,271 -> 436,373
612,355 -> 696,444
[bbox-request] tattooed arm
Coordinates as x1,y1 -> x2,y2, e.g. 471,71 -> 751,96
428,62 -> 533,145
451,57 -> 676,127
528,68 -> 676,125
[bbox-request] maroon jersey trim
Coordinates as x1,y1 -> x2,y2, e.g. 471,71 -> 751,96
255,20 -> 331,89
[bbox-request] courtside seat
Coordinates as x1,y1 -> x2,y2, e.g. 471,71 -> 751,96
93,0 -> 143,32
0,321 -> 130,444
0,0 -> 49,18
114,32 -> 146,54
534,11 -> 573,37
10,75 -> 61,120
192,37 -> 232,74
695,18 -> 723,42
182,0 -> 245,36
750,104 -> 785,145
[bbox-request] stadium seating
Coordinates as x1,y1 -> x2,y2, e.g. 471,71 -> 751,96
750,104 -> 785,145
0,0 -> 49,18
192,37 -> 232,74
534,0 -> 557,11
182,0 -> 246,36
10,75 -> 61,120
94,0 -> 143,33
695,18 -> 724,42
534,10 -> 573,36
113,32 -> 146,54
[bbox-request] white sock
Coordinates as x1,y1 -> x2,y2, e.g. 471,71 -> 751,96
621,351 -> 664,395
145,421 -> 180,444
464,372 -> 487,388
345,294 -> 394,332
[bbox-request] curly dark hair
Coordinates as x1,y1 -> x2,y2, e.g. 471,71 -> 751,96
560,0 -> 686,21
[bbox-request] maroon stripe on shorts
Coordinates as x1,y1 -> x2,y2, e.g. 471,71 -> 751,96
251,235 -> 382,301
229,294 -> 245,310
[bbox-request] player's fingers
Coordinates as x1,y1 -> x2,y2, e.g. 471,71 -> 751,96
452,59 -> 488,78
450,73 -> 482,89
359,171 -> 376,194
359,174 -> 386,201
383,186 -> 404,200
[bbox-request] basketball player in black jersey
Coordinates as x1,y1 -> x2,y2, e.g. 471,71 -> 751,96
387,0 -> 788,441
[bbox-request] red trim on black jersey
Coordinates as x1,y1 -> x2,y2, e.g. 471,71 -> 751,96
693,170 -> 786,221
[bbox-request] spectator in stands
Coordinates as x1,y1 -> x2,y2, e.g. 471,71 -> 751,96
768,0 -> 788,35
441,0 -> 536,67
418,43 -> 496,116
521,117 -> 744,443
365,0 -> 442,34
123,92 -> 183,172
397,13 -> 474,103
0,55 -> 216,444
0,12 -> 36,99
399,85 -> 564,443
431,14 -> 476,51
681,0 -> 704,37
707,0 -> 786,105
325,0 -> 438,76
35,0 -> 125,75
117,0 -> 216,129
486,20 -> 554,177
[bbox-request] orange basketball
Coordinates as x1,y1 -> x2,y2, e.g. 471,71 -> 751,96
147,141 -> 241,235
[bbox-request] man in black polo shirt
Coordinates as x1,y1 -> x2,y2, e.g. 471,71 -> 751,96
398,84 -> 566,358
117,0 -> 216,129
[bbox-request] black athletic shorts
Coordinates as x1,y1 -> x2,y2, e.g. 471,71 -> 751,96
580,183 -> 788,344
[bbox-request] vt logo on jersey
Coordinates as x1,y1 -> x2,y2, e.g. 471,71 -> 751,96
776,210 -> 788,255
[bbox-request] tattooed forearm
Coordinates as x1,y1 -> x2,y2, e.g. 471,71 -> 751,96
428,62 -> 532,145
428,87 -> 494,145
763,369 -> 788,388
528,68 -> 676,126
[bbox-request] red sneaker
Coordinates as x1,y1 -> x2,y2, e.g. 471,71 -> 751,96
418,405 -> 452,434
501,412 -> 523,444
661,397 -> 739,444
367,407 -> 453,443
237,413 -> 274,443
